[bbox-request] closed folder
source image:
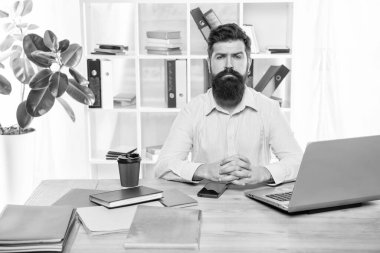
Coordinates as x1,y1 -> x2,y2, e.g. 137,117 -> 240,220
254,65 -> 290,98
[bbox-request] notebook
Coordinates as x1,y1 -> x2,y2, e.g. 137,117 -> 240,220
124,205 -> 202,249
0,205 -> 76,252
159,189 -> 198,208
89,186 -> 163,208
52,188 -> 105,208
76,201 -> 162,236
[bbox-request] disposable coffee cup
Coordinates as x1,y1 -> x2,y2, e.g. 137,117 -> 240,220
117,153 -> 141,187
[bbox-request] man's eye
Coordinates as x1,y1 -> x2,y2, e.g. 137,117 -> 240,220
234,54 -> 243,59
216,55 -> 224,60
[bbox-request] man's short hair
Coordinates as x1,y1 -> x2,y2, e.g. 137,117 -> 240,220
207,23 -> 251,58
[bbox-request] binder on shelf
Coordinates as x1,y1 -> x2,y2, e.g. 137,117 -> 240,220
190,7 -> 211,42
175,60 -> 187,108
203,59 -> 211,93
87,59 -> 101,108
203,9 -> 222,29
247,59 -> 254,88
254,65 -> 290,99
100,59 -> 113,109
165,60 -> 176,108
87,59 -> 113,109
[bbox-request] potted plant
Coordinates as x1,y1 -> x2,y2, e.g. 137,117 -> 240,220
0,0 -> 94,205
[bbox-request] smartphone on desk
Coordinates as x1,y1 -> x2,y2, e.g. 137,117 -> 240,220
197,182 -> 228,198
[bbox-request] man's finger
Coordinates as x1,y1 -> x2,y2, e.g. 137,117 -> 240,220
230,170 -> 251,179
220,154 -> 240,166
221,159 -> 251,171
237,154 -> 250,164
219,174 -> 239,183
231,179 -> 246,186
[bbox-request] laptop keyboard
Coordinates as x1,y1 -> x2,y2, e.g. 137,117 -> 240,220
266,192 -> 293,202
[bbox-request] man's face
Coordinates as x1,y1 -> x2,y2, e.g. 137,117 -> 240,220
209,40 -> 250,108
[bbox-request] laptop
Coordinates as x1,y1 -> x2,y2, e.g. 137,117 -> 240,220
245,135 -> 380,213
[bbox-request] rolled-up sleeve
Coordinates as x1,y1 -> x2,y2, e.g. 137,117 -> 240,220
154,104 -> 203,183
265,103 -> 303,185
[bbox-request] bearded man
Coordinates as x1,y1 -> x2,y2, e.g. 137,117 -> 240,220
155,23 -> 303,186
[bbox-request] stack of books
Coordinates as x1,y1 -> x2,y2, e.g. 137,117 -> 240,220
145,144 -> 162,161
0,205 -> 76,252
113,93 -> 136,107
91,44 -> 128,55
145,30 -> 182,55
266,46 -> 290,54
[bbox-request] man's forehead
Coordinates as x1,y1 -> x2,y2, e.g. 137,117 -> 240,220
212,40 -> 246,54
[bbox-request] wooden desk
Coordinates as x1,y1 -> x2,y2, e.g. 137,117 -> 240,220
25,179 -> 380,253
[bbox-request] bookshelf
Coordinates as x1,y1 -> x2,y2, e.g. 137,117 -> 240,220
79,0 -> 295,179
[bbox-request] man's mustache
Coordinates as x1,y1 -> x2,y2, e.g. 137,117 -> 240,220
213,68 -> 243,82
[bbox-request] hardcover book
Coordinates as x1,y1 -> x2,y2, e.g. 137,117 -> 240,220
0,205 -> 76,252
146,30 -> 181,40
124,205 -> 202,249
146,49 -> 181,55
159,189 -> 198,208
52,188 -> 106,208
89,186 -> 163,208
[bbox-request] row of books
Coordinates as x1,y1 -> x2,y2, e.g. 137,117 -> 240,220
145,30 -> 182,55
0,186 -> 201,251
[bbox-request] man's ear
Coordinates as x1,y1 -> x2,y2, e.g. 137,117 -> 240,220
207,58 -> 211,74
247,58 -> 252,74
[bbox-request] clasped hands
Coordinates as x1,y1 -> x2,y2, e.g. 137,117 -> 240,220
194,154 -> 272,186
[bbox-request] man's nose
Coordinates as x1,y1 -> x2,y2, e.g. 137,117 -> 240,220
225,56 -> 233,68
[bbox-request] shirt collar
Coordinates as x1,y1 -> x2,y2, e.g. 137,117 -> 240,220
205,86 -> 258,116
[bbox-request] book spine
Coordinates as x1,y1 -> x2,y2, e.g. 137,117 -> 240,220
190,7 -> 211,42
175,60 -> 187,108
87,59 -> 101,108
272,65 -> 290,107
247,59 -> 254,88
203,59 -> 211,93
254,65 -> 280,97
203,9 -> 222,29
100,60 -> 113,109
165,60 -> 176,108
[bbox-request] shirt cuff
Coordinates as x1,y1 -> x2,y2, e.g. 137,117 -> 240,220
264,163 -> 287,185
179,162 -> 204,182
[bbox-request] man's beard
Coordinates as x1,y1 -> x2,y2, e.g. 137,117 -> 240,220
211,67 -> 247,108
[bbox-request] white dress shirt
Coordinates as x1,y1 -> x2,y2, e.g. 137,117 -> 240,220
155,86 -> 303,184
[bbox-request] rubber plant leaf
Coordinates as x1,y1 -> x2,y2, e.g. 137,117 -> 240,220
26,86 -> 55,117
66,78 -> 94,105
29,69 -> 52,89
23,33 -> 51,68
69,67 -> 89,86
49,71 -> 68,97
0,74 -> 12,95
57,97 -> 75,122
60,44 -> 82,68
43,30 -> 59,52
16,101 -> 33,128
11,57 -> 35,84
